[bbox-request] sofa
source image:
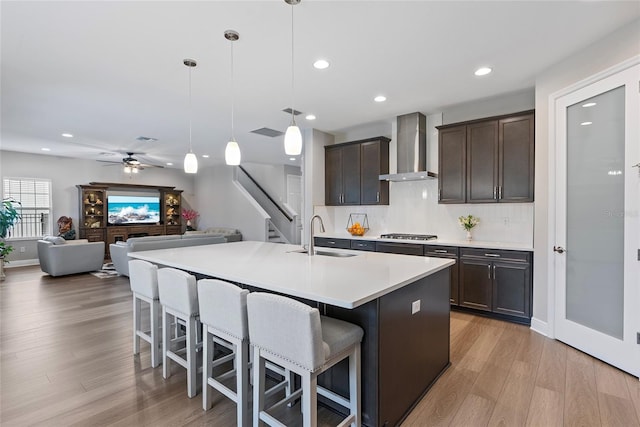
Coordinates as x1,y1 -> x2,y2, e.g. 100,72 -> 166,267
183,227 -> 242,242
110,234 -> 227,277
37,237 -> 105,277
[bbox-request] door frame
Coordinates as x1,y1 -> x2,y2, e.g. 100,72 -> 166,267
547,55 -> 639,341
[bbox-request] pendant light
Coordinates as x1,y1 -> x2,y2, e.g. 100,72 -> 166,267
183,59 -> 198,174
284,0 -> 302,156
224,30 -> 241,166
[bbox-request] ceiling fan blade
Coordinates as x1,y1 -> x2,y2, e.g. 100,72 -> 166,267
138,163 -> 164,168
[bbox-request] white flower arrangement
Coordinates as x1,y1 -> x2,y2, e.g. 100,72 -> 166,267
458,215 -> 479,231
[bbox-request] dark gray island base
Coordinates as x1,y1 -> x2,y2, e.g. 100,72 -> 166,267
318,267 -> 450,426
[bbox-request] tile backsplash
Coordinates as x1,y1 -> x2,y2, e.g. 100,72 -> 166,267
314,179 -> 533,245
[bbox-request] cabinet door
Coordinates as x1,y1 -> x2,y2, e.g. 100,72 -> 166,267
361,140 -> 389,205
499,113 -> 534,202
493,261 -> 531,319
438,125 -> 466,203
325,147 -> 343,205
459,257 -> 492,311
341,144 -> 361,205
467,120 -> 498,203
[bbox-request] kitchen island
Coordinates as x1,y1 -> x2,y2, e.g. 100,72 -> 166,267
129,241 -> 454,426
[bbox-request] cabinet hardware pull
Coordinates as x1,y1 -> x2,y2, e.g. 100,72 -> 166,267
493,187 -> 497,199
376,191 -> 380,202
328,241 -> 336,244
493,264 -> 496,279
488,264 -> 491,279
438,188 -> 442,200
499,186 -> 503,199
434,250 -> 448,253
484,253 -> 501,257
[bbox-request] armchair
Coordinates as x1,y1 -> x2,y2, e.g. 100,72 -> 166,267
37,238 -> 105,277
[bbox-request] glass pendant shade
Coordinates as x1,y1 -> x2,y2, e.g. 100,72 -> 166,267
184,152 -> 198,174
123,165 -> 131,174
284,124 -> 302,155
132,167 -> 139,174
225,140 -> 241,165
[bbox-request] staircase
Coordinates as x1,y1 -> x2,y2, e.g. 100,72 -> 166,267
267,220 -> 287,244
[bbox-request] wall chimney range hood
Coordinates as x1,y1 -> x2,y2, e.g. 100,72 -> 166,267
379,112 -> 437,182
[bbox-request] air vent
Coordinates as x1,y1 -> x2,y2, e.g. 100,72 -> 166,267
282,108 -> 303,116
251,127 -> 284,138
136,136 -> 158,142
99,152 -> 117,156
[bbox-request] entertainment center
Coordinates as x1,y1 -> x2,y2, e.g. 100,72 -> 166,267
77,183 -> 183,258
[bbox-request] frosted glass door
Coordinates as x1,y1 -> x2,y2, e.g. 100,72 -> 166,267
554,63 -> 639,377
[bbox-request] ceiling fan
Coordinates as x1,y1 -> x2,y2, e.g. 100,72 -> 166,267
98,152 -> 164,173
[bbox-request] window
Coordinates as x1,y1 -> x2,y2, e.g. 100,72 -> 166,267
2,177 -> 52,239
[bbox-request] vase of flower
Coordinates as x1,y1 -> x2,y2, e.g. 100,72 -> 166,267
181,209 -> 199,232
458,215 -> 479,241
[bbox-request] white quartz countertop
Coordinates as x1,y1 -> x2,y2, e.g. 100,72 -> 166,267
128,241 -> 454,309
318,233 -> 534,252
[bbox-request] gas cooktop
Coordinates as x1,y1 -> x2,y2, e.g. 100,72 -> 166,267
379,233 -> 438,241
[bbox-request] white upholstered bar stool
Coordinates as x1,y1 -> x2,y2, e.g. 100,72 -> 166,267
198,279 -> 251,425
198,279 -> 294,426
157,267 -> 201,398
128,259 -> 161,368
247,292 -> 364,427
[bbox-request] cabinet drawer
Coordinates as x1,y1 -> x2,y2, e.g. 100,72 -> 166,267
375,242 -> 424,256
314,237 -> 351,249
350,240 -> 376,252
424,245 -> 459,257
460,248 -> 530,263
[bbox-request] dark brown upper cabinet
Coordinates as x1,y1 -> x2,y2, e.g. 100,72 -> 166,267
437,111 -> 534,204
325,137 -> 390,206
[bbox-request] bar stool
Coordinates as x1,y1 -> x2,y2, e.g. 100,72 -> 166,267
128,259 -> 161,368
247,292 -> 364,427
157,267 -> 201,398
198,279 -> 294,426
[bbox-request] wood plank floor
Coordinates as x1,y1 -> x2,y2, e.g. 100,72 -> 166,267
1,266 -> 638,426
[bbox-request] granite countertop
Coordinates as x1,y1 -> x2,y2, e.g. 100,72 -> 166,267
317,233 -> 534,252
129,241 -> 455,309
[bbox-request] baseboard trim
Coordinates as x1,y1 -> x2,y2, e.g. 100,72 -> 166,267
530,317 -> 549,337
5,259 -> 39,268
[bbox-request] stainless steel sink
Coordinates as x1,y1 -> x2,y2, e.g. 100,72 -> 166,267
289,249 -> 357,258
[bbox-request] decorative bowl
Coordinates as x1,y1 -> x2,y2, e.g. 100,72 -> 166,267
346,213 -> 369,236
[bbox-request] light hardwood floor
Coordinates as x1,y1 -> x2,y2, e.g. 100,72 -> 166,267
1,266 -> 638,426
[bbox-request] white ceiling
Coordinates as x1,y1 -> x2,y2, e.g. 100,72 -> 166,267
1,1 -> 638,169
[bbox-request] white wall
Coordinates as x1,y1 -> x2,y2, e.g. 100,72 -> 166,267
241,162 -> 301,209
303,128 -> 334,246
532,19 -> 640,331
0,150 -> 195,262
194,163 -> 267,242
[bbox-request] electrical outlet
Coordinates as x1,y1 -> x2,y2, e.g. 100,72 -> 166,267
411,300 -> 421,314
503,217 -> 510,226
19,247 -> 26,253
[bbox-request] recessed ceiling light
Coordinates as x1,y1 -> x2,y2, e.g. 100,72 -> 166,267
474,67 -> 492,76
305,114 -> 316,120
61,133 -> 73,138
374,95 -> 387,103
166,162 -> 173,166
582,102 -> 597,108
41,148 -> 51,151
313,59 -> 330,69
202,154 -> 210,158
581,121 -> 593,126
290,157 -> 296,161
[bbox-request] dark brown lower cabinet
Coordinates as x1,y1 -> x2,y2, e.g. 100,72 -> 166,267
425,246 -> 460,305
459,248 -> 532,321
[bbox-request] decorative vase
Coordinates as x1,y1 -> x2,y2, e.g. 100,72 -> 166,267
466,230 -> 473,241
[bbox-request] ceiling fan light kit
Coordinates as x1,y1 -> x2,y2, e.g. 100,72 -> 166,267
283,0 -> 303,156
183,58 -> 198,174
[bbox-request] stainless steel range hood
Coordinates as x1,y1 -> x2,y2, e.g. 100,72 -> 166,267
379,112 -> 437,182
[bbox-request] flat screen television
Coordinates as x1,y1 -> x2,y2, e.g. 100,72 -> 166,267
107,195 -> 161,225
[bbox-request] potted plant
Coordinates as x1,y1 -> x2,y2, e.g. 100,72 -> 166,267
181,209 -> 199,231
458,214 -> 479,240
1,198 -> 21,280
